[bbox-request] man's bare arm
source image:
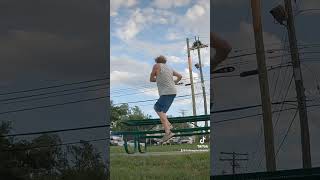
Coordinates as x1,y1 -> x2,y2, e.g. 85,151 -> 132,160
173,70 -> 182,84
211,32 -> 232,71
150,64 -> 160,82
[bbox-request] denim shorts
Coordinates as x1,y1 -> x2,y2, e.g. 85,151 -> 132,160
154,94 -> 176,113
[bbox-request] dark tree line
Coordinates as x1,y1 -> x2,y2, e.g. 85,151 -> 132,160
0,122 -> 109,180
111,101 -> 152,131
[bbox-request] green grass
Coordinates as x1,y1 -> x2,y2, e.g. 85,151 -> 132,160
110,143 -> 205,153
110,144 -> 210,180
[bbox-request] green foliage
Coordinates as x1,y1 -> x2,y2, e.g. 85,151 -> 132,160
0,121 -> 109,180
110,101 -> 152,131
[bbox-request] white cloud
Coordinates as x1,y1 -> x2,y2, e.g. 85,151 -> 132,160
110,0 -> 138,16
115,9 -> 146,41
111,71 -> 136,83
177,0 -> 210,38
186,4 -> 206,21
113,0 -> 210,65
173,98 -> 192,106
152,0 -> 191,9
115,8 -> 178,41
110,55 -> 151,86
127,39 -> 185,57
165,31 -> 184,41
167,55 -> 185,64
182,68 -> 199,84
190,46 -> 210,67
140,87 -> 159,97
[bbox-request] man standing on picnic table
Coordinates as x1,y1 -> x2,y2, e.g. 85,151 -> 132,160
150,55 -> 182,143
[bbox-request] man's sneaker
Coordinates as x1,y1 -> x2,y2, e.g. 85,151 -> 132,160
161,132 -> 174,143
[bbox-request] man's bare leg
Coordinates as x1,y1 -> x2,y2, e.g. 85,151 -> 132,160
156,111 -> 171,134
156,111 -> 175,143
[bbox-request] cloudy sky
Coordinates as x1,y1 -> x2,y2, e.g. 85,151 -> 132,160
212,0 -> 320,175
0,0 -> 109,162
110,0 -> 210,118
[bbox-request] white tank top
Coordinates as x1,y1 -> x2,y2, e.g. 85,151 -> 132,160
156,63 -> 177,96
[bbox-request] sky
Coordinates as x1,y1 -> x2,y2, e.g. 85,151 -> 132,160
212,0 -> 320,175
110,0 -> 210,119
0,0 -> 109,163
1,0 -> 319,177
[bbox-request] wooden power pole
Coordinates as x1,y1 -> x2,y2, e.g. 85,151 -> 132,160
186,38 -> 197,121
189,36 -> 209,127
251,0 -> 276,171
220,152 -> 249,175
284,0 -> 312,168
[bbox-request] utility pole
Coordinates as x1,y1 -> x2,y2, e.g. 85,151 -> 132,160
180,109 -> 187,117
186,38 -> 197,125
284,0 -> 311,168
190,36 -> 209,128
220,152 -> 249,175
251,0 -> 276,171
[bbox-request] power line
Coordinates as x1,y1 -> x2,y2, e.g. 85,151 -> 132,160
0,83 -> 107,103
111,79 -> 210,98
275,109 -> 299,159
110,76 -> 209,94
136,93 -> 203,107
0,77 -> 108,96
0,96 -> 107,116
2,86 -> 108,105
212,106 -> 297,125
1,124 -> 109,138
2,137 -> 109,152
273,75 -> 294,129
113,94 -> 196,105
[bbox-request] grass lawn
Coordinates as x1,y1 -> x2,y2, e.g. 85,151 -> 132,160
110,144 -> 210,180
110,143 -> 205,153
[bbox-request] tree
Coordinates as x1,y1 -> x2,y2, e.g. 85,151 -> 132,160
0,121 -> 28,180
110,101 -> 151,131
27,134 -> 64,177
0,121 -> 109,180
110,101 -> 129,130
60,141 -> 107,180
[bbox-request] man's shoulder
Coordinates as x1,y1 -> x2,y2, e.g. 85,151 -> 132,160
153,63 -> 161,68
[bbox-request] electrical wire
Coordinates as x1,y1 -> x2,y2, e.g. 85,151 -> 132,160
113,94 -> 194,105
275,108 -> 299,159
0,83 -> 107,103
1,124 -> 109,138
0,96 -> 107,116
0,77 -> 108,96
2,137 -> 109,152
2,86 -> 108,105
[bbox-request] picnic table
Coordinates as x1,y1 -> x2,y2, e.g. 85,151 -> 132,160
112,115 -> 210,154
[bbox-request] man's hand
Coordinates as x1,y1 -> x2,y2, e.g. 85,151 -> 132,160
173,70 -> 182,84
